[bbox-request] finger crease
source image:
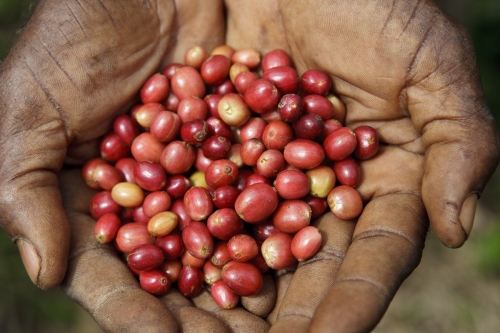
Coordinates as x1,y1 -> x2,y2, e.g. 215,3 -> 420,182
277,310 -> 313,321
406,10 -> 437,84
376,190 -> 423,201
354,227 -> 417,248
23,59 -> 71,140
335,275 -> 389,297
297,248 -> 346,267
92,284 -> 141,314
162,298 -> 193,313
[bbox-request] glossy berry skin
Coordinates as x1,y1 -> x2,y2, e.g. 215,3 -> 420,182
353,125 -> 379,160
291,226 -> 323,261
222,261 -> 263,296
140,73 -> 170,104
202,136 -> 232,160
327,185 -> 363,220
235,183 -> 279,224
127,244 -> 165,271
211,279 -> 240,309
178,266 -> 204,297
182,221 -> 214,259
333,157 -> 361,188
283,139 -> 325,169
227,234 -> 259,263
184,187 -> 214,221
100,132 -> 130,162
133,161 -> 167,192
207,208 -> 244,241
262,66 -> 300,95
93,213 -> 121,244
274,169 -> 310,200
139,270 -> 171,296
278,94 -> 304,123
89,190 -> 121,220
244,79 -> 280,114
300,69 -> 331,96
323,127 -> 357,161
261,232 -> 297,270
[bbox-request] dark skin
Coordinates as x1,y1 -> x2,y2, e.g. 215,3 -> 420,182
0,0 -> 498,332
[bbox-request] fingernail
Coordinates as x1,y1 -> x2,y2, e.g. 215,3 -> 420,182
17,239 -> 41,286
459,193 -> 478,238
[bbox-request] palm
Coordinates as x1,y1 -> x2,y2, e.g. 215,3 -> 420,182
48,0 -> 500,331
55,0 -> 225,162
1,0 -> 497,332
224,0 -> 498,331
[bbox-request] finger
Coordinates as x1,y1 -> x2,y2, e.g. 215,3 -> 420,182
224,0 -> 289,53
192,289 -> 270,333
0,0 -> 176,289
405,14 -> 499,247
309,193 -> 427,333
161,0 -> 225,67
160,289 -> 230,333
266,269 -> 293,325
0,119 -> 70,289
269,212 -> 355,332
305,146 -> 427,332
59,169 -> 178,332
240,272 -> 277,318
6,0 -> 176,144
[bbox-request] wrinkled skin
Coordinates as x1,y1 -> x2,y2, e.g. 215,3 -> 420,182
0,0 -> 498,332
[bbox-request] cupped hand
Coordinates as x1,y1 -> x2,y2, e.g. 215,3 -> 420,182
0,0 -> 284,331
0,0 -> 225,289
57,166 -> 351,333
1,0 -> 498,332
59,168 -> 273,332
221,0 -> 499,331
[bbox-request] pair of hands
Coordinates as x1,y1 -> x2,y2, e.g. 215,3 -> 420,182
0,0 -> 498,332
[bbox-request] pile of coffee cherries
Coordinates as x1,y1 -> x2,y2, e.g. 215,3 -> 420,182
82,45 -> 379,309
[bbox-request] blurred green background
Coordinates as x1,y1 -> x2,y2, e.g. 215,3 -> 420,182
1,1 -> 499,332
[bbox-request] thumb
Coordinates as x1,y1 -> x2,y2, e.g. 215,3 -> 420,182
421,125 -> 498,248
0,53 -> 70,290
0,122 -> 70,289
0,0 -> 174,288
407,21 -> 500,248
